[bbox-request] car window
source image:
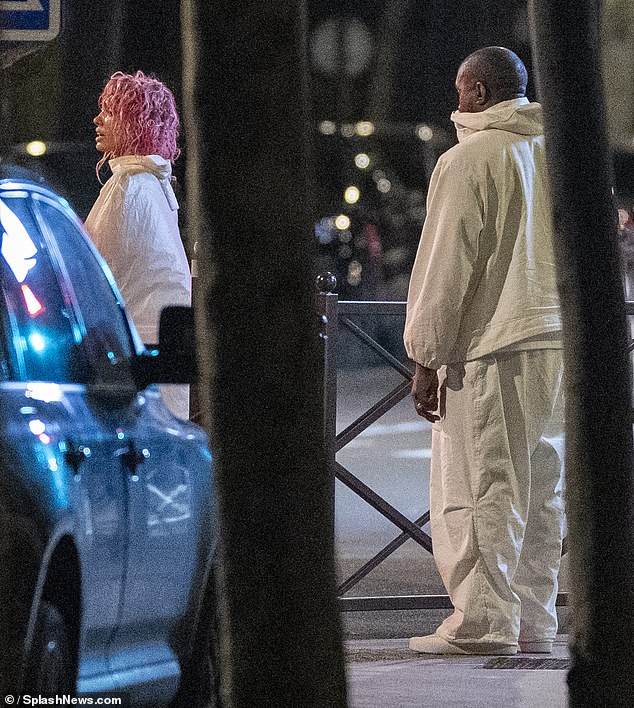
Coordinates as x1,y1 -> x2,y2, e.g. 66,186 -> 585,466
34,196 -> 136,387
0,194 -> 79,382
0,280 -> 16,382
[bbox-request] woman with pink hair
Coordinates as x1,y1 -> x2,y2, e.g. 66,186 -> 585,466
85,70 -> 191,419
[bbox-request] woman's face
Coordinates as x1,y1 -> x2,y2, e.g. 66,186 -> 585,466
93,110 -> 115,155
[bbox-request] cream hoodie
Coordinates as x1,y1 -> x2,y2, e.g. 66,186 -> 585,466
85,155 -> 191,418
404,98 -> 562,368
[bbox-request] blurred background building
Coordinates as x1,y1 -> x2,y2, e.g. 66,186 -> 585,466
2,0 -> 633,302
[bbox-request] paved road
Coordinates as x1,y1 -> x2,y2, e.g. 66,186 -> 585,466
346,637 -> 570,708
336,365 -> 431,557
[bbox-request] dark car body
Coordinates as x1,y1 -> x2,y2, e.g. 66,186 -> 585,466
0,178 -> 218,705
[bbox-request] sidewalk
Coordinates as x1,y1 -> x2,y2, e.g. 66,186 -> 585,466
346,636 -> 569,708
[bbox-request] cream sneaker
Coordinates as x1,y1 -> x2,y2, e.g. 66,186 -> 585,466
409,634 -> 517,656
519,640 -> 553,653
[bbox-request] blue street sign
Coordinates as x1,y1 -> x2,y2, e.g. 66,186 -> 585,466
0,0 -> 61,42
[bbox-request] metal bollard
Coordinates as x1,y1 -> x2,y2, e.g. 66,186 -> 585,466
317,272 -> 338,534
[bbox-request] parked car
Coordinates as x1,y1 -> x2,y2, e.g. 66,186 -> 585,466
0,175 -> 219,706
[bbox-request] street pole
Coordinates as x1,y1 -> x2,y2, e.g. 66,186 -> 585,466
106,0 -> 125,75
529,2 -> 634,706
181,3 -> 348,707
368,0 -> 411,123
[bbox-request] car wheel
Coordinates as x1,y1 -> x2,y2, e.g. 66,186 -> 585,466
171,566 -> 224,708
24,601 -> 73,694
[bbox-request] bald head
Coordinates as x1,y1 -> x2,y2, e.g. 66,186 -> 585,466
456,47 -> 528,113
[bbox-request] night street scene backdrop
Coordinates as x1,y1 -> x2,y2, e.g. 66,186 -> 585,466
1,0 -> 540,303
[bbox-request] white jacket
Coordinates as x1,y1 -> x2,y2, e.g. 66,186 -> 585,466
404,98 -> 562,368
85,155 -> 191,418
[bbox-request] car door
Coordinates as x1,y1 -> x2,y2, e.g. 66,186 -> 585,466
0,189 -> 127,689
99,301 -> 213,687
107,392 -> 213,682
31,191 -> 140,693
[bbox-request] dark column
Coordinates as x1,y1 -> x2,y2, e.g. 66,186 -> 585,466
181,3 -> 348,707
529,2 -> 634,706
0,16 -> 5,158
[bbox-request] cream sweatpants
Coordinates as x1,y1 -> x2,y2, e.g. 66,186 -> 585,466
431,349 -> 564,649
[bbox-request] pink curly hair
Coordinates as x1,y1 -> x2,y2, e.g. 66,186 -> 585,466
96,70 -> 180,175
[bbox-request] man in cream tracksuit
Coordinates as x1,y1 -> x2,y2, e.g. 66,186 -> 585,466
404,47 -> 564,655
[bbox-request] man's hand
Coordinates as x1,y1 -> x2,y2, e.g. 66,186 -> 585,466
412,363 -> 440,422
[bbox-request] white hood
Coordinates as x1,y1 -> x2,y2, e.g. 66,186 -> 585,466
109,155 -> 179,211
451,98 -> 544,142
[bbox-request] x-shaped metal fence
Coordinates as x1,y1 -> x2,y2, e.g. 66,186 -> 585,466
319,288 -> 574,612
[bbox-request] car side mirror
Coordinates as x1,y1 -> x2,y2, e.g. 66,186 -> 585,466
133,305 -> 198,387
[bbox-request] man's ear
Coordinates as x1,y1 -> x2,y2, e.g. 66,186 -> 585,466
475,81 -> 488,105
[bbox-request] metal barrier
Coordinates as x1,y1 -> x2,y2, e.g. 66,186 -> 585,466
318,277 -> 577,613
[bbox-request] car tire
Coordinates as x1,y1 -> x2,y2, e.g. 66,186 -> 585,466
171,565 -> 224,708
24,601 -> 73,694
